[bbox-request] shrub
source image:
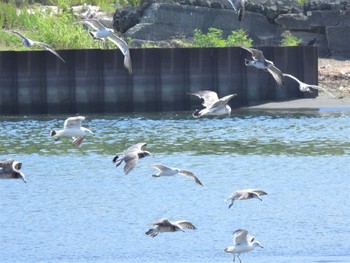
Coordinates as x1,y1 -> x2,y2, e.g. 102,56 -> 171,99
226,29 -> 253,47
280,31 -> 302,46
192,28 -> 227,48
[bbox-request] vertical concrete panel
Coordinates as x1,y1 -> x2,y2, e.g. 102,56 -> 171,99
16,51 -> 46,114
302,46 -> 318,98
45,49 -> 75,114
73,49 -> 103,114
102,49 -> 132,113
0,51 -> 18,114
160,48 -> 189,111
131,48 -> 160,112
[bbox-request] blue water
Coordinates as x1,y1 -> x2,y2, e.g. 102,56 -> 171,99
1,110 -> 350,262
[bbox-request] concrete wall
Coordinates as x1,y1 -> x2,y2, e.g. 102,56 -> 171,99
0,46 -> 317,115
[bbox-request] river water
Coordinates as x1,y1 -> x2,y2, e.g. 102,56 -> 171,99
1,110 -> 350,263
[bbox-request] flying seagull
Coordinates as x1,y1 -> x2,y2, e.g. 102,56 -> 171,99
6,30 -> 65,63
72,19 -> 132,74
0,159 -> 26,183
228,0 -> 246,21
226,189 -> 267,209
148,164 -> 203,186
50,116 -> 94,147
225,229 -> 263,263
112,143 -> 151,175
146,218 -> 197,237
241,47 -> 285,88
189,90 -> 237,118
283,73 -> 336,98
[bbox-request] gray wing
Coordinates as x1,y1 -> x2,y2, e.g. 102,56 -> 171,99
153,218 -> 172,226
189,90 -> 219,107
211,94 -> 237,107
173,220 -> 197,230
64,116 -> 85,129
6,30 -> 30,42
72,19 -> 107,31
179,170 -> 204,186
123,152 -> 139,174
33,41 -> 66,63
149,164 -> 173,172
309,85 -> 336,98
249,189 -> 268,196
233,229 -> 249,245
126,143 -> 147,153
241,47 -> 265,61
107,35 -> 132,74
228,0 -> 245,21
267,65 -> 285,88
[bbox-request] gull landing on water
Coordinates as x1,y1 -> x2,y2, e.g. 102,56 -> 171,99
72,19 -> 132,74
148,164 -> 203,186
112,143 -> 151,175
0,159 -> 26,183
227,0 -> 246,21
50,116 -> 94,147
226,189 -> 267,209
241,47 -> 285,88
145,218 -> 197,237
6,30 -> 65,63
189,90 -> 237,118
283,73 -> 336,98
225,229 -> 263,263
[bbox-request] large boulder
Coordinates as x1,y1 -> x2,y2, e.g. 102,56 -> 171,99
275,14 -> 311,30
326,26 -> 350,58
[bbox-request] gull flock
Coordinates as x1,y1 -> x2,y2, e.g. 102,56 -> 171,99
0,1 -> 340,262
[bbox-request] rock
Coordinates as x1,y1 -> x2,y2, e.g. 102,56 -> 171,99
326,26 -> 350,57
275,14 -> 311,30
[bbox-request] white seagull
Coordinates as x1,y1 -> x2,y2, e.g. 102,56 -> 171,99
225,229 -> 263,263
50,116 -> 94,147
146,218 -> 197,237
283,73 -> 336,98
228,0 -> 246,21
189,90 -> 237,118
72,19 -> 132,74
241,47 -> 284,88
112,143 -> 151,175
6,30 -> 65,63
148,164 -> 203,186
0,159 -> 26,183
226,189 -> 267,209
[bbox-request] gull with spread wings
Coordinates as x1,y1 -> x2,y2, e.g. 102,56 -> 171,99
283,73 -> 336,98
146,218 -> 197,237
189,90 -> 237,118
72,19 -> 132,74
50,116 -> 94,147
6,30 -> 65,63
225,229 -> 263,263
148,164 -> 203,186
241,47 -> 284,88
226,189 -> 267,209
112,143 -> 151,175
0,159 -> 26,183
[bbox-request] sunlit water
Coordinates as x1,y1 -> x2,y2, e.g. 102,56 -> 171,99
1,110 -> 350,263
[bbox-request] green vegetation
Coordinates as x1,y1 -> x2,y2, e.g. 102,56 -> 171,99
280,31 -> 302,46
192,27 -> 253,48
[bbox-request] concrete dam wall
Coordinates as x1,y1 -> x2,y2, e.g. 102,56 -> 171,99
0,46 -> 317,115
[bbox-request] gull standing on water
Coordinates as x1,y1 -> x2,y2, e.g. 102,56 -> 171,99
226,189 -> 267,209
225,229 -> 263,263
50,116 -> 94,147
6,30 -> 65,63
112,143 -> 151,175
72,19 -> 132,74
283,73 -> 336,98
0,159 -> 26,183
189,90 -> 237,118
241,47 -> 284,88
146,218 -> 197,237
227,0 -> 246,21
148,164 -> 203,186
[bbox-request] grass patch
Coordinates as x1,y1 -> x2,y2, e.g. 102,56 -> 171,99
280,31 -> 302,46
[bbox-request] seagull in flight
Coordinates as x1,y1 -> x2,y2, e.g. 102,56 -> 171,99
283,73 -> 336,98
226,189 -> 267,209
148,164 -> 203,186
6,30 -> 65,63
225,229 -> 263,263
0,159 -> 26,183
50,116 -> 94,147
189,90 -> 237,118
228,0 -> 246,21
72,19 -> 132,74
146,218 -> 197,237
112,143 -> 151,175
241,47 -> 285,88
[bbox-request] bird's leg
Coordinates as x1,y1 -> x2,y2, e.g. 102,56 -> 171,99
233,253 -> 236,262
237,253 -> 242,263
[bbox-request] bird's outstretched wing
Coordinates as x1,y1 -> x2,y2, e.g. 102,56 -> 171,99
179,169 -> 203,186
107,35 -> 132,74
72,19 -> 107,31
174,220 -> 197,230
241,47 -> 265,61
33,41 -> 66,63
267,65 -> 284,88
64,116 -> 85,129
189,90 -> 219,108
